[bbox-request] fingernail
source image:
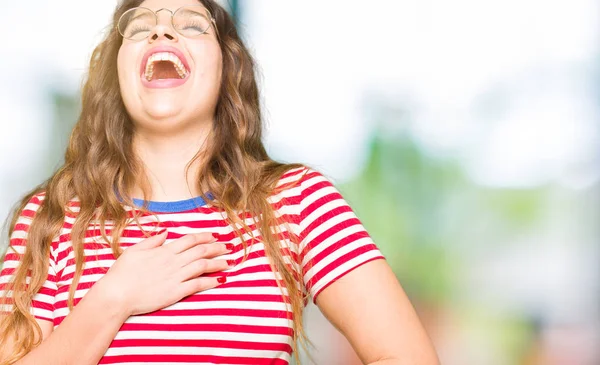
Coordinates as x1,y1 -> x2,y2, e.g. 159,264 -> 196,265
217,276 -> 227,284
225,243 -> 234,251
154,228 -> 167,236
227,259 -> 235,267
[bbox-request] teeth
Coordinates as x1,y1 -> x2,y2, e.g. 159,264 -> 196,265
144,52 -> 188,81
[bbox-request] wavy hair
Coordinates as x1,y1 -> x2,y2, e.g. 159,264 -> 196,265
0,0 -> 309,363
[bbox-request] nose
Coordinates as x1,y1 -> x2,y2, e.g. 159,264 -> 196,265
148,9 -> 178,43
148,23 -> 178,42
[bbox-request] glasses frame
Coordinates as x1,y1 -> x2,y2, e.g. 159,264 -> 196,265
117,5 -> 217,41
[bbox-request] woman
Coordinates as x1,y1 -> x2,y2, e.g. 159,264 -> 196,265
0,0 -> 439,364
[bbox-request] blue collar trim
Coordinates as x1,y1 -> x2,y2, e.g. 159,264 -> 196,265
132,196 -> 208,213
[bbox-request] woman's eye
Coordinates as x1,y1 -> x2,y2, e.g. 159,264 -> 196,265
176,16 -> 209,34
130,25 -> 150,35
182,22 -> 204,31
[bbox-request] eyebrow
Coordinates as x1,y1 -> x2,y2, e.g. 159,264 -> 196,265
176,5 -> 209,15
127,9 -> 154,22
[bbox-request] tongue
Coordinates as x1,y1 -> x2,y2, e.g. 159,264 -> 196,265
152,61 -> 181,80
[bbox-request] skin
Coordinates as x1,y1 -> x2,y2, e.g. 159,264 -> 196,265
4,0 -> 440,364
117,0 -> 223,201
316,261 -> 440,364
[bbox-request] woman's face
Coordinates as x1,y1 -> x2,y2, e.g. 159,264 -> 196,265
117,0 -> 222,134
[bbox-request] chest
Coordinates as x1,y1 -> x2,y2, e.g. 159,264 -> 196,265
53,213 -> 296,364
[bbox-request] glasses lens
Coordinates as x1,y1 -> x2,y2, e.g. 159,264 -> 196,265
118,7 -> 156,40
173,6 -> 211,37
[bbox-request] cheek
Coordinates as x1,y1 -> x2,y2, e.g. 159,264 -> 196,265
117,45 -> 141,105
117,49 -> 129,92
203,48 -> 223,90
193,40 -> 222,75
117,47 -> 126,78
117,44 -> 139,85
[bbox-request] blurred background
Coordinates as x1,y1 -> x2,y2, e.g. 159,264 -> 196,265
1,1 -> 599,364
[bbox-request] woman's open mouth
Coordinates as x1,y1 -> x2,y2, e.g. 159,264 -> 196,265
140,47 -> 191,89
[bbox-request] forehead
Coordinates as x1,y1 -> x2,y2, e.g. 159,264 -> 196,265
138,0 -> 202,11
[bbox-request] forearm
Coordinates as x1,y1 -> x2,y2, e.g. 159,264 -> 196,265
15,281 -> 129,365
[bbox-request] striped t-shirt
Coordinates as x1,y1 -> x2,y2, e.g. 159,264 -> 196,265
1,167 -> 384,364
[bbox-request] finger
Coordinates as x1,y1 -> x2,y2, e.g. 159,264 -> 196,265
177,275 -> 226,298
178,259 -> 231,282
131,229 -> 168,250
168,233 -> 217,254
177,242 -> 232,267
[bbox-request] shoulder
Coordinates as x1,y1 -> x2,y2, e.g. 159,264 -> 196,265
13,191 -> 46,223
14,192 -> 81,221
10,191 -> 78,244
270,166 -> 342,215
274,166 -> 334,194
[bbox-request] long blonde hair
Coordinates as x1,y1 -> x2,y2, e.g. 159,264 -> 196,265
0,1 -> 308,363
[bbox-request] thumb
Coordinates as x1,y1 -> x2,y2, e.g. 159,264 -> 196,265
133,229 -> 168,250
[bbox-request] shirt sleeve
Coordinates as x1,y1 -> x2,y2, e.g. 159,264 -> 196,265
0,193 -> 58,323
294,168 -> 385,303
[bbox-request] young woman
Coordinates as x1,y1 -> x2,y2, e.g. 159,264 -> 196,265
0,0 -> 439,364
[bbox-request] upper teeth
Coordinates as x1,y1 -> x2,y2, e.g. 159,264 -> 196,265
144,52 -> 188,80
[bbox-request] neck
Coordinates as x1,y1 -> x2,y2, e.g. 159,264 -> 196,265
131,122 -> 211,202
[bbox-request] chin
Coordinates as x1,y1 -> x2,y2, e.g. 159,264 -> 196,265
142,101 -> 184,121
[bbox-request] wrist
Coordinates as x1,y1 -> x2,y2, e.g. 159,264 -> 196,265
87,276 -> 132,320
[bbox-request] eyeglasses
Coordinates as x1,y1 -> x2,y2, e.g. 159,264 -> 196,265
117,5 -> 215,41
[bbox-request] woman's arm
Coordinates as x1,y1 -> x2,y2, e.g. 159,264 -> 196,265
11,281 -> 129,365
315,259 -> 440,365
0,319 -> 53,360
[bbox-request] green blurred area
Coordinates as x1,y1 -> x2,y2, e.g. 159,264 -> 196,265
340,132 -> 546,302
337,129 -> 553,364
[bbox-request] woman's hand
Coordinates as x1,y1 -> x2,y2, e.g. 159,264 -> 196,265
96,230 -> 231,316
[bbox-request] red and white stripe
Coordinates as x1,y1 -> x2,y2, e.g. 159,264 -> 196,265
1,167 -> 384,364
